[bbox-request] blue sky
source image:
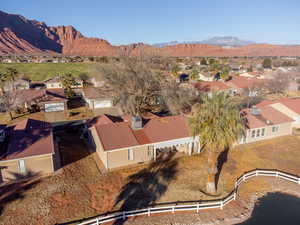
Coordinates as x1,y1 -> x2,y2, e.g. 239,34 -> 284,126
2,0 -> 300,45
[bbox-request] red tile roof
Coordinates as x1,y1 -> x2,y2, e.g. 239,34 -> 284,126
243,106 -> 294,129
0,119 -> 55,161
256,98 -> 300,115
93,115 -> 191,151
95,122 -> 139,151
18,88 -> 67,104
226,76 -> 266,89
82,86 -> 114,99
194,81 -> 231,92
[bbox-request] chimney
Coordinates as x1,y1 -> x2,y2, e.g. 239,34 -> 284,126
250,106 -> 261,116
131,116 -> 143,130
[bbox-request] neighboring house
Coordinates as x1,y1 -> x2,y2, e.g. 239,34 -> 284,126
198,73 -> 214,82
256,98 -> 300,128
44,77 -> 63,89
82,86 -> 114,110
0,119 -> 60,183
86,114 -> 200,170
17,88 -> 67,112
194,81 -> 233,95
240,105 -> 294,144
226,76 -> 266,96
44,76 -> 83,89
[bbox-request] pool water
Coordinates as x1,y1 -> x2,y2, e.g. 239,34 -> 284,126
237,192 -> 300,225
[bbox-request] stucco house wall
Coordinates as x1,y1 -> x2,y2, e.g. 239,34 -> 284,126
0,154 -> 55,183
245,122 -> 292,143
107,145 -> 150,169
46,82 -> 63,89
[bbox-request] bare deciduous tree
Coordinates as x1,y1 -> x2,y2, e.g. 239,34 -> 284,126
93,55 -> 198,116
264,72 -> 290,95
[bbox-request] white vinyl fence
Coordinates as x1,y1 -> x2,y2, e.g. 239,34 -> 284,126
78,169 -> 300,225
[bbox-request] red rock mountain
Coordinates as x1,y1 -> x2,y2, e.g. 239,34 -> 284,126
1,10 -> 300,57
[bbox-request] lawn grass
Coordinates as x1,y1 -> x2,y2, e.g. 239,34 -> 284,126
0,63 -> 96,81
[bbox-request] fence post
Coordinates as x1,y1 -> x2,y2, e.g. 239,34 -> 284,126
243,174 -> 245,182
96,218 -> 99,225
172,206 -> 175,214
197,203 -> 199,213
148,208 -> 151,216
276,171 -> 279,178
220,201 -> 223,210
123,211 -> 126,220
298,178 -> 300,185
255,170 -> 258,176
233,192 -> 236,200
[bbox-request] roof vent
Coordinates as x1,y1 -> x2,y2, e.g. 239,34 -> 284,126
250,106 -> 261,116
131,116 -> 143,130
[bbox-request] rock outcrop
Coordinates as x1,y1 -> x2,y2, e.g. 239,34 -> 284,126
1,10 -> 300,57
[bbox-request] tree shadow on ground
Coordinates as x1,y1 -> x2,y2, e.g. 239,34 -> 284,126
236,192 -> 300,225
215,147 -> 229,189
113,151 -> 178,225
0,170 -> 41,215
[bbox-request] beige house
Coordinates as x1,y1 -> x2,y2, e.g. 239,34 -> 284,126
240,105 -> 294,144
0,119 -> 60,183
86,114 -> 200,170
17,89 -> 67,112
256,98 -> 300,128
45,77 -> 63,89
45,76 -> 83,89
82,86 -> 114,110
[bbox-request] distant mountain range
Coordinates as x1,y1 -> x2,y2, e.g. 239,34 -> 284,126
153,36 -> 255,47
1,10 -> 300,57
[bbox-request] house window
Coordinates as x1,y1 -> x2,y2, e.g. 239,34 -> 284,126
256,129 -> 260,137
128,149 -> 134,161
251,130 -> 255,138
272,126 -> 279,133
18,160 -> 26,173
261,128 -> 265,137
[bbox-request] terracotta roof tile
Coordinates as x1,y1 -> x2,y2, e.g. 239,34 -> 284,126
93,115 -> 191,151
243,106 -> 294,129
0,119 -> 54,161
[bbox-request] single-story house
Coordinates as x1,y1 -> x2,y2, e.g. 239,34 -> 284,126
17,88 -> 67,112
82,86 -> 114,109
226,76 -> 266,96
240,105 -> 294,144
44,77 -> 63,89
198,73 -> 214,82
0,119 -> 60,182
86,114 -> 200,170
256,98 -> 300,128
44,76 -> 83,89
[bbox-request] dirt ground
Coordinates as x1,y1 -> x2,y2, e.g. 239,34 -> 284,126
0,135 -> 300,225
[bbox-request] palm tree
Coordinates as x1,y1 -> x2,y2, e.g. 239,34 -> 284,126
189,92 -> 245,194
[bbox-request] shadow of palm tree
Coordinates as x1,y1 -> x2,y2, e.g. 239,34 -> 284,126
0,170 -> 41,215
215,147 -> 229,189
113,151 -> 178,225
